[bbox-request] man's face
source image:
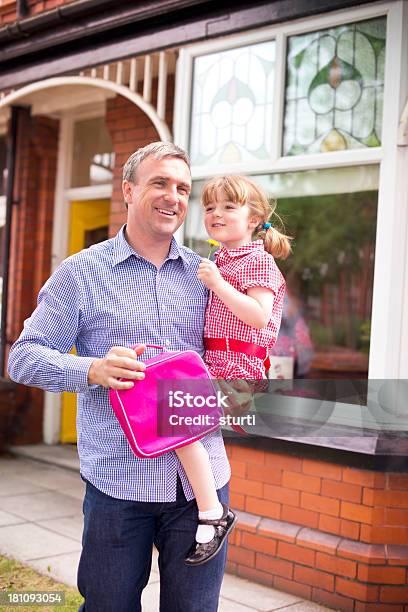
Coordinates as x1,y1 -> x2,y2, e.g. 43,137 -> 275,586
122,156 -> 192,240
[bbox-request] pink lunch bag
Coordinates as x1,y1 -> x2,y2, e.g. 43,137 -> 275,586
109,345 -> 223,458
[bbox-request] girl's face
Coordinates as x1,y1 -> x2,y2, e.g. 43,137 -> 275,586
204,193 -> 259,249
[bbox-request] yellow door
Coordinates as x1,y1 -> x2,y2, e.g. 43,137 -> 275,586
60,199 -> 110,443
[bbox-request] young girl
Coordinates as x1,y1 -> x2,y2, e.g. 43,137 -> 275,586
179,175 -> 291,567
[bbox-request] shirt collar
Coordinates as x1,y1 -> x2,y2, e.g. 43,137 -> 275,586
216,240 -> 265,260
112,225 -> 189,266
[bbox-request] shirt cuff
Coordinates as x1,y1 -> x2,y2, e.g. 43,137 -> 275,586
63,355 -> 98,393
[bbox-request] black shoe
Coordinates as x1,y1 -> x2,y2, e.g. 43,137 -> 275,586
184,503 -> 237,566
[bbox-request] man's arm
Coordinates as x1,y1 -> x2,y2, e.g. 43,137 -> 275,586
8,261 -> 145,392
197,259 -> 274,329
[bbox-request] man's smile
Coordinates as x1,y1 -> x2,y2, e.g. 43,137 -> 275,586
156,207 -> 177,216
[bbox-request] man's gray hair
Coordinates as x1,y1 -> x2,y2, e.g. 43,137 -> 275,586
123,142 -> 190,183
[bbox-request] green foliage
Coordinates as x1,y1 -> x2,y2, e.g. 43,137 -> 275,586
277,190 -> 377,296
0,555 -> 83,612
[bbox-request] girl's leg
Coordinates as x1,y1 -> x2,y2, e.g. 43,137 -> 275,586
176,441 -> 236,566
176,441 -> 219,511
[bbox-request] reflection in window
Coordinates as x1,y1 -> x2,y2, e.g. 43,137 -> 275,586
71,117 -> 114,187
190,41 -> 275,166
283,17 -> 386,155
185,166 -> 378,379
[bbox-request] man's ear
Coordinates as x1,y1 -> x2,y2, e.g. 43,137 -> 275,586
122,180 -> 133,206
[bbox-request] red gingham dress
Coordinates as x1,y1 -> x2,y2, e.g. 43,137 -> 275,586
204,240 -> 286,380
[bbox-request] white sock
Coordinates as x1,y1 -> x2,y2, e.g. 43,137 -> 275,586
196,503 -> 224,544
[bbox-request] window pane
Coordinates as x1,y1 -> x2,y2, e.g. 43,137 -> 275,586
185,166 -> 378,379
71,117 -> 114,187
189,40 -> 275,167
283,17 -> 386,156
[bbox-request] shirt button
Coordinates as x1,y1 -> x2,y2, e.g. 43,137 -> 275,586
165,340 -> 171,346
162,304 -> 166,310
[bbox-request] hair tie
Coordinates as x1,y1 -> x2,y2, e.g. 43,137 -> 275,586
262,222 -> 272,230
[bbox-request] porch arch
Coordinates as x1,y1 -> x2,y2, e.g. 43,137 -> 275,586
0,76 -> 172,141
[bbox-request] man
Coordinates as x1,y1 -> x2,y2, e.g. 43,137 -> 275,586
8,142 -> 231,612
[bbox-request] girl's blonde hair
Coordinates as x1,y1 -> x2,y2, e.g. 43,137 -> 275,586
202,175 -> 292,260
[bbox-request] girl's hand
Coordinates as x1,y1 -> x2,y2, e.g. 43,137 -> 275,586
197,258 -> 223,291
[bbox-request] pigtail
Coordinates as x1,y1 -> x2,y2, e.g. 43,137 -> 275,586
258,223 -> 292,260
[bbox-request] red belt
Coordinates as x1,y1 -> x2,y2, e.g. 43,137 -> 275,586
204,337 -> 267,360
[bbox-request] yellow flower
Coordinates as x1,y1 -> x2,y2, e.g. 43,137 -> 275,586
206,239 -> 220,259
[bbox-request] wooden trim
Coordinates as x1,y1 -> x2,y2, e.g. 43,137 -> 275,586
0,0 -> 376,91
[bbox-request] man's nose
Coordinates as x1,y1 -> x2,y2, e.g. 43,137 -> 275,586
164,187 -> 179,204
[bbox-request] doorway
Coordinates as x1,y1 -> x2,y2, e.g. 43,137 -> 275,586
60,199 -> 110,443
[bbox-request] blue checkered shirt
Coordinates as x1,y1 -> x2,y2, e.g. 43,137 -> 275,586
8,226 -> 231,501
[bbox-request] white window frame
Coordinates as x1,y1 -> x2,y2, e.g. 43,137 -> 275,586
174,0 -> 408,383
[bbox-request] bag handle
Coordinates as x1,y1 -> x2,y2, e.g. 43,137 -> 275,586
131,343 -> 164,351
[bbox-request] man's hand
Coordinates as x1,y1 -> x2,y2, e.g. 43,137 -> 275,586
88,344 -> 146,390
197,258 -> 223,291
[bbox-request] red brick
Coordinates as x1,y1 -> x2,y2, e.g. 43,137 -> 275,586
302,458 -> 343,481
282,471 -> 321,494
360,524 -> 408,545
283,505 -> 319,529
274,576 -> 312,600
228,545 -> 255,568
313,587 -> 354,611
264,484 -> 300,507
242,532 -> 277,556
246,463 -> 282,485
358,564 -> 406,584
294,565 -> 334,591
245,497 -> 280,520
341,500 -> 373,524
230,445 -> 265,465
342,468 -> 386,488
235,565 -> 274,587
364,489 -> 408,509
355,603 -> 404,612
388,474 -> 408,489
322,478 -> 362,503
386,508 -> 408,526
380,586 -> 408,603
229,459 -> 246,479
336,577 -> 379,602
265,452 -> 302,472
256,553 -> 293,578
230,476 -> 263,498
230,492 -> 245,511
277,541 -> 315,566
340,518 -> 361,540
301,492 -> 340,517
319,513 -> 341,536
315,552 -> 357,578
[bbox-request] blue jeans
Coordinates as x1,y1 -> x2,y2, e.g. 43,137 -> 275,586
77,476 -> 229,612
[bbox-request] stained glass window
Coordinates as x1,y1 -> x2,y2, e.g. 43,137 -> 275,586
189,41 -> 275,166
283,17 -> 386,155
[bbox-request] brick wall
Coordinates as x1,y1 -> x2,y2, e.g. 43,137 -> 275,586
105,80 -> 175,236
6,110 -> 59,443
0,0 -> 76,25
225,441 -> 408,611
